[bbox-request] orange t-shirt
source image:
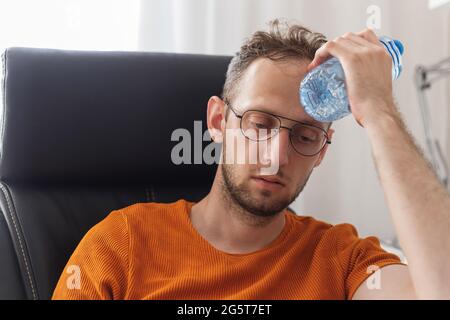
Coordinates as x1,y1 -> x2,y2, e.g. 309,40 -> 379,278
52,199 -> 402,300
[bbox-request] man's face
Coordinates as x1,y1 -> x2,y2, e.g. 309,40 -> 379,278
212,58 -> 334,217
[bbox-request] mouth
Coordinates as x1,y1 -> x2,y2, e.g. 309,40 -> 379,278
251,175 -> 285,190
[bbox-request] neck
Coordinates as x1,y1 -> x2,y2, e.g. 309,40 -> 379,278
190,171 -> 286,255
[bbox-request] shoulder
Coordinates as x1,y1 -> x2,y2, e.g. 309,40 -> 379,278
103,199 -> 191,239
288,213 -> 357,240
292,217 -> 400,271
291,213 -> 361,237
79,199 -> 188,245
288,213 -> 376,252
115,198 -> 190,224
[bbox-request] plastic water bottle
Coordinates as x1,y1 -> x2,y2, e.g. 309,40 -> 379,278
299,36 -> 404,122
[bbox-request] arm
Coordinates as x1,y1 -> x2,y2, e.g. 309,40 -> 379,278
361,102 -> 450,299
352,264 -> 416,300
52,210 -> 129,300
309,29 -> 450,299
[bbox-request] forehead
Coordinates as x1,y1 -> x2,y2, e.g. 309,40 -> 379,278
235,57 -> 324,128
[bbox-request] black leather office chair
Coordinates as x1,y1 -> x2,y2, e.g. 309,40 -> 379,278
0,47 -> 231,299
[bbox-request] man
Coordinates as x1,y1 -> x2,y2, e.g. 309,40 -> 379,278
53,20 -> 450,300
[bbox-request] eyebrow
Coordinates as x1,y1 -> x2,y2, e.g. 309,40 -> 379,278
245,105 -> 326,129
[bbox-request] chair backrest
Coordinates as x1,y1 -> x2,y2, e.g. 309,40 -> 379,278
0,47 -> 231,299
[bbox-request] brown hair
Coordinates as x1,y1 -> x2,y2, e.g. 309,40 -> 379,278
222,19 -> 327,114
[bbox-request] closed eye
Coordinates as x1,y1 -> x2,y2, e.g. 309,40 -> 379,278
252,122 -> 271,129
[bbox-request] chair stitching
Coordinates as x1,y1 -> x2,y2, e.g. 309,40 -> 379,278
0,183 -> 37,299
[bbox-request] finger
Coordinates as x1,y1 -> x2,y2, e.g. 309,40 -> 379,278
307,37 -> 361,71
342,32 -> 379,49
356,28 -> 380,45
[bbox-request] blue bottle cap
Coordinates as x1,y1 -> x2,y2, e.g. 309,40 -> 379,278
393,39 -> 404,55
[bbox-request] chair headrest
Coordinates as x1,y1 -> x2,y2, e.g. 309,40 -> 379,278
1,47 -> 231,185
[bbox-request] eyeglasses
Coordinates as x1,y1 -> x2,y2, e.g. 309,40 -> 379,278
225,103 -> 331,157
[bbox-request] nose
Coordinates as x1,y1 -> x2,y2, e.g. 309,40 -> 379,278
277,128 -> 291,166
264,128 -> 290,168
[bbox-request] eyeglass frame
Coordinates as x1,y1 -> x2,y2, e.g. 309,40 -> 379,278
224,103 -> 332,157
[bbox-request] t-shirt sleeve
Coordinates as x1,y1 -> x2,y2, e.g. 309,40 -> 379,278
334,223 -> 405,300
52,210 -> 129,300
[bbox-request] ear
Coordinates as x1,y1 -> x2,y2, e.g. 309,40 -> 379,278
313,128 -> 334,168
207,96 -> 226,143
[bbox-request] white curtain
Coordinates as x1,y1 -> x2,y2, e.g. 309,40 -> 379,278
0,0 -> 141,52
138,0 -> 449,245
